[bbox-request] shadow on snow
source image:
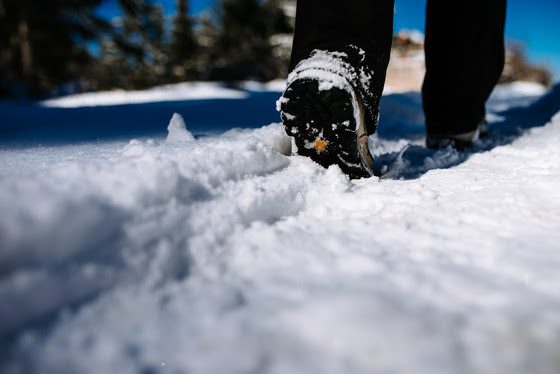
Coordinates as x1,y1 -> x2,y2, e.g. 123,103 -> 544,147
374,83 -> 560,180
1,83 -> 559,180
0,90 -> 284,147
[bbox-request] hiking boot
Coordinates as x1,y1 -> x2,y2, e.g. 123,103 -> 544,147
279,70 -> 374,179
426,119 -> 489,150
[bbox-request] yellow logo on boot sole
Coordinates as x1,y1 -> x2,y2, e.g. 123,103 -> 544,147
314,139 -> 327,152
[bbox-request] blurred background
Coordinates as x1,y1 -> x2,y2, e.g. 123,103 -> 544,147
0,0 -> 557,99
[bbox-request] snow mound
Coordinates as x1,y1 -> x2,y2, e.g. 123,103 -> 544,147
166,113 -> 195,143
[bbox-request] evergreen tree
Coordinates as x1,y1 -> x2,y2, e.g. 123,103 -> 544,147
0,0 -> 168,95
168,0 -> 198,80
85,0 -> 167,90
120,0 -> 166,86
203,0 -> 292,81
0,0 -> 109,96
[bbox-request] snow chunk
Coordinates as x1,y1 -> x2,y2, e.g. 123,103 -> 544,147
249,123 -> 292,156
166,113 -> 195,143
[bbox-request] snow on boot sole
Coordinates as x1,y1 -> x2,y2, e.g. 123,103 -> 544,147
280,78 -> 373,179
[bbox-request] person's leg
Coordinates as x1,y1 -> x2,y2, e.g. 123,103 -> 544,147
422,0 -> 506,145
280,0 -> 394,178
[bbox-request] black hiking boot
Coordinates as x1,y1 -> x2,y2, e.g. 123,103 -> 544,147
279,74 -> 373,179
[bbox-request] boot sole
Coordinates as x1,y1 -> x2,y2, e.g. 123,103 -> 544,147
280,78 -> 373,179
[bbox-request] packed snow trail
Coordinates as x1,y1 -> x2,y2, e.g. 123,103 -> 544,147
1,82 -> 560,374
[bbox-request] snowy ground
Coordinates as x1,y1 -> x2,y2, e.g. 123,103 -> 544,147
1,81 -> 560,374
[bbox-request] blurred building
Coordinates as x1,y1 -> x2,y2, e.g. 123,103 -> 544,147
385,29 -> 426,92
384,29 -> 552,92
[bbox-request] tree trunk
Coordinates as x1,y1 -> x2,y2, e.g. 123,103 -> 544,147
18,18 -> 32,80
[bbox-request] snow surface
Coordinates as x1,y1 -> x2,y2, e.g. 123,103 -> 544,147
40,82 -> 249,108
1,80 -> 560,374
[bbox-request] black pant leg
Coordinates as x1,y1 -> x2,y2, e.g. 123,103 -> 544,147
422,0 -> 507,136
289,0 -> 395,134
290,0 -> 394,71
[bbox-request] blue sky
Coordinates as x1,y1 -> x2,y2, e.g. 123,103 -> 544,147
97,0 -> 560,80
